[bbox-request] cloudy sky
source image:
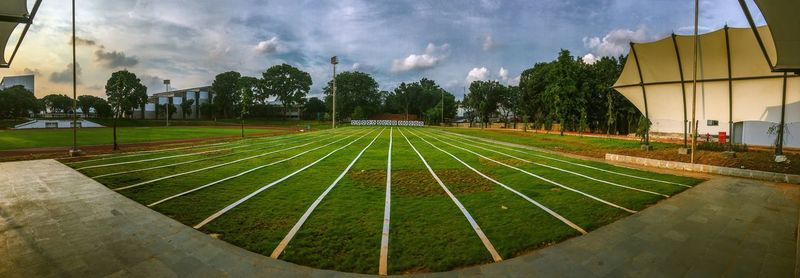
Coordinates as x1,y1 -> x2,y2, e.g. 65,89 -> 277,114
1,0 -> 764,99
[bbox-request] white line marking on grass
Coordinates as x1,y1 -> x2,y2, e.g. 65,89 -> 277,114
64,140 -> 235,165
193,128 -> 378,229
379,127 -> 392,276
271,129 -> 385,259
112,130 -> 355,192
90,132 -> 331,178
424,131 -> 669,198
410,130 -> 636,214
440,130 -> 692,188
148,130 -> 367,207
406,129 -> 588,235
76,132 -> 323,170
399,129 -> 503,262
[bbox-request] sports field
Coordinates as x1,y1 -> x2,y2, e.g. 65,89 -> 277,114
0,126 -> 279,150
62,126 -> 702,274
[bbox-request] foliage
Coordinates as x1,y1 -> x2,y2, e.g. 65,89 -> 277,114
323,71 -> 381,121
384,78 -> 456,123
105,70 -> 148,118
464,80 -> 503,127
696,142 -> 748,152
0,85 -> 39,118
199,102 -> 216,119
180,99 -> 195,118
211,71 -> 242,118
261,64 -> 312,119
77,95 -> 112,118
41,94 -> 74,113
635,115 -> 651,144
156,103 -> 178,119
304,97 -> 326,120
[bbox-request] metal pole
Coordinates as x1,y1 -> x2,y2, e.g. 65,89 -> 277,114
690,0 -> 699,164
71,0 -> 78,155
441,89 -> 444,125
332,57 -> 337,129
777,72 -> 787,156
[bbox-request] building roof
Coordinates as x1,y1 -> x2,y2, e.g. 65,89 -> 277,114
1,0 -> 41,68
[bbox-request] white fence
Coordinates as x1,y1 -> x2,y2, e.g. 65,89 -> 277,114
350,120 -> 424,126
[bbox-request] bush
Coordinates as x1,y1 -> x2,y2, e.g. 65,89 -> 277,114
696,142 -> 748,152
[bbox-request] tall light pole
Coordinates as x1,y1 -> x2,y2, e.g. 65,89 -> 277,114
331,56 -> 338,129
164,79 -> 170,127
69,0 -> 81,156
690,0 -> 699,164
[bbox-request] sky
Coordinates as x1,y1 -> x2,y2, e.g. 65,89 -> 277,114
1,0 -> 765,99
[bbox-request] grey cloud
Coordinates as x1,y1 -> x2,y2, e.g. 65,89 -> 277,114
23,68 -> 41,76
49,63 -> 81,84
69,36 -> 97,46
95,50 -> 139,68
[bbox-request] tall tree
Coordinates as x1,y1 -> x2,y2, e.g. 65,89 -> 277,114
180,99 -> 195,118
0,85 -> 39,118
41,94 -> 74,114
211,71 -> 242,118
261,64 -> 312,119
323,71 -> 381,121
304,97 -> 326,120
105,70 -> 147,118
465,80 -> 503,128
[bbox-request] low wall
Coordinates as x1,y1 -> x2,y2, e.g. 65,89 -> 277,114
605,153 -> 800,184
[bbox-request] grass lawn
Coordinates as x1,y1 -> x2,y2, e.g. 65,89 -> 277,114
440,127 -> 800,174
0,126 -> 278,150
64,126 -> 703,274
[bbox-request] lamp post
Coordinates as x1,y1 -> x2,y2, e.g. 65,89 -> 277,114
164,79 -> 170,126
69,0 -> 81,156
331,56 -> 338,129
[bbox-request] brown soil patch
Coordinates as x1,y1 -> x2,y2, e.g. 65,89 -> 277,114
477,156 -> 527,167
349,169 -> 495,197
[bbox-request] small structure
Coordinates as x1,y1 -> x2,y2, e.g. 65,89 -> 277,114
14,119 -> 104,129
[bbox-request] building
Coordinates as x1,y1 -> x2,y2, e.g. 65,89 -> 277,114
0,74 -> 34,95
133,86 -> 213,119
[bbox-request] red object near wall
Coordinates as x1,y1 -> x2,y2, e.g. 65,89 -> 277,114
718,132 -> 727,144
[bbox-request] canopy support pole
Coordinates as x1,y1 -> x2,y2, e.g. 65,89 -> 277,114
738,0 -> 775,72
724,25 -> 734,148
672,34 -> 689,148
630,42 -> 650,146
776,73 -> 787,156
690,0 -> 699,164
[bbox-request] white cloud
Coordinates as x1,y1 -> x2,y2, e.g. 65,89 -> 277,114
466,67 -> 489,84
583,25 -> 649,57
498,67 -> 509,81
508,75 -> 521,86
482,35 -> 496,51
391,43 -> 450,73
254,37 -> 280,54
582,53 -> 598,64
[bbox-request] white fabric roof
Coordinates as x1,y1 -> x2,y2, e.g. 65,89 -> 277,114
0,0 -> 29,66
613,26 -> 799,135
754,0 -> 800,71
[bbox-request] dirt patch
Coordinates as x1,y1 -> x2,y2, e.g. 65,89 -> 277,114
477,156 -> 527,167
349,169 -> 495,197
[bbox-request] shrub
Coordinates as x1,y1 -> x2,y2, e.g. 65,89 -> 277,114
696,142 -> 748,152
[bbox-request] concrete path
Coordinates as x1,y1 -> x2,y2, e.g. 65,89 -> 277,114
0,159 -> 797,277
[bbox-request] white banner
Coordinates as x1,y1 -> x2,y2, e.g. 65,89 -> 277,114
350,120 -> 424,126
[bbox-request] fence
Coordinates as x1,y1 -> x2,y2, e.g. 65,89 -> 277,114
350,120 -> 424,126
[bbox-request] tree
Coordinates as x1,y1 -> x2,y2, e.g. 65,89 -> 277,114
93,99 -> 113,118
261,64 -> 312,120
323,71 -> 381,122
211,71 -> 242,118
41,94 -> 73,114
180,99 -> 195,119
77,95 -> 108,117
465,80 -> 503,128
105,70 -> 148,118
304,97 -> 326,120
0,85 -> 38,118
157,103 -> 177,119
105,70 -> 148,150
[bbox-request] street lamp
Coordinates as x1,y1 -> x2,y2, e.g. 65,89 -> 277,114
330,56 -> 338,129
164,79 -> 170,127
69,0 -> 81,157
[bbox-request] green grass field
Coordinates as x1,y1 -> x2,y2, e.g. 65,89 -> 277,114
62,126 -> 702,274
0,126 -> 278,150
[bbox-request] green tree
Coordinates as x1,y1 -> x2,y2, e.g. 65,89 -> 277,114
180,99 -> 195,118
93,99 -> 113,118
304,97 -> 326,120
261,64 -> 312,119
77,95 -> 108,117
465,80 -> 502,128
0,85 -> 39,118
211,71 -> 242,118
105,70 -> 148,118
41,94 -> 73,114
323,71 -> 381,122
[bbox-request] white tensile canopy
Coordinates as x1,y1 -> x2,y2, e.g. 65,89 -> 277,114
0,0 -> 40,68
613,26 -> 799,145
752,0 -> 800,71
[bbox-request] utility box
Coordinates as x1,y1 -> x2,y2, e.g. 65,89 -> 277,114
718,132 -> 727,144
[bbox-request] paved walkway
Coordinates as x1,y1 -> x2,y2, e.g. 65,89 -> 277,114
0,159 -> 797,277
